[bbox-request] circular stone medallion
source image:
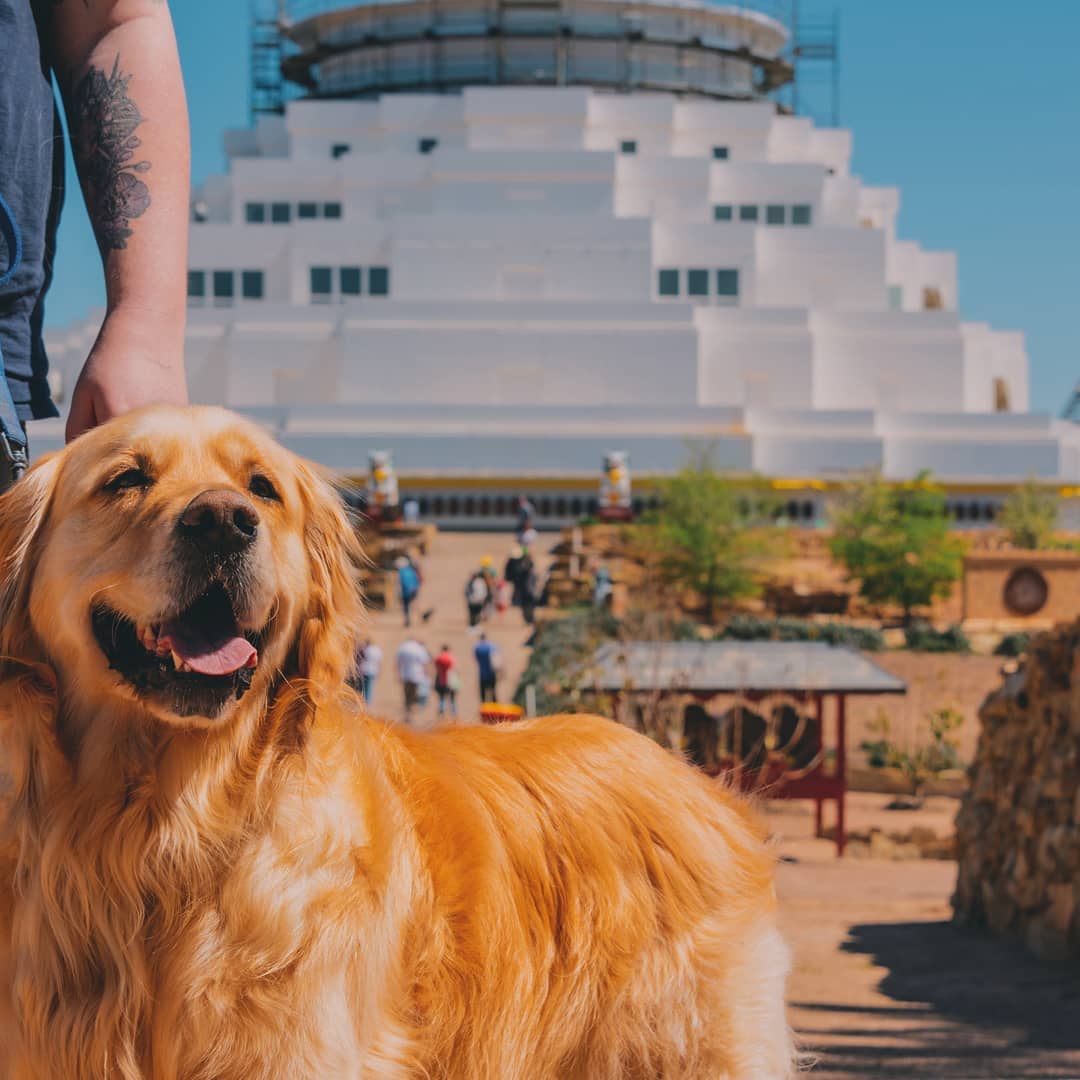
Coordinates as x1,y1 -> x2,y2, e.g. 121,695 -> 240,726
1003,566 -> 1049,616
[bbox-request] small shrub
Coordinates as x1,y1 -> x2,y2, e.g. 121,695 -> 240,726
994,631 -> 1031,658
860,707 -> 964,805
717,615 -> 884,651
904,621 -> 971,654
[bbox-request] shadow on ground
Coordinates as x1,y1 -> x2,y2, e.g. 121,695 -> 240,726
795,920 -> 1080,1078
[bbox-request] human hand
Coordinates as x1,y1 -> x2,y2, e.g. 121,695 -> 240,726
65,310 -> 188,442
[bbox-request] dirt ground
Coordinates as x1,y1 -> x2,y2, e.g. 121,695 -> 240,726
772,795 -> 1080,1079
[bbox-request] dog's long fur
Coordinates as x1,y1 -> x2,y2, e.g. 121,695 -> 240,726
0,407 -> 791,1078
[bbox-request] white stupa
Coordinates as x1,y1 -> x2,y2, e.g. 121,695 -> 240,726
41,0 -> 1080,527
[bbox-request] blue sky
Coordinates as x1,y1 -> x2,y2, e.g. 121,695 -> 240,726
46,0 -> 1078,415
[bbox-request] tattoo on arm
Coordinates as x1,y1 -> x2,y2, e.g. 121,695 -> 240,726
71,55 -> 152,253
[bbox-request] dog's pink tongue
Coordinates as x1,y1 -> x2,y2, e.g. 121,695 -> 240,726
160,622 -> 257,676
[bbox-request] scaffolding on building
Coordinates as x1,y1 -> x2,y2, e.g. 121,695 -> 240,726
249,0 -> 837,124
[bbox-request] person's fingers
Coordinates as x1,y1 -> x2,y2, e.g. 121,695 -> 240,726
64,377 -> 97,444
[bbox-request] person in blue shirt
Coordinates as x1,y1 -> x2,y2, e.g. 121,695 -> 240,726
474,632 -> 500,703
1,0 -> 190,492
397,556 -> 421,627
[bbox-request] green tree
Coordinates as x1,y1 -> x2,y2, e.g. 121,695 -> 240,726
999,478 -> 1059,550
650,450 -> 779,618
829,471 -> 964,622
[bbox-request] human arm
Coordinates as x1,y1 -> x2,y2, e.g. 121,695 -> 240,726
47,0 -> 191,441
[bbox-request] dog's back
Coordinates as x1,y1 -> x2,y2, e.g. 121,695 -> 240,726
381,713 -> 793,1079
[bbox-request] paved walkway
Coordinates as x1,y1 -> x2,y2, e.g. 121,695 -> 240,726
364,530 -> 546,725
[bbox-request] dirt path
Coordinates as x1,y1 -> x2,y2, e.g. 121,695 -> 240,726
771,798 -> 1080,1079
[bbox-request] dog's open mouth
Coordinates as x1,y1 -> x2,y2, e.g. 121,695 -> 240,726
91,583 -> 260,708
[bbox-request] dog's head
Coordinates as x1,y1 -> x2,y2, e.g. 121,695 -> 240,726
0,406 -> 361,729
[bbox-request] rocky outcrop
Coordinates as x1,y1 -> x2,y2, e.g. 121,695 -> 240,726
953,621 -> 1080,960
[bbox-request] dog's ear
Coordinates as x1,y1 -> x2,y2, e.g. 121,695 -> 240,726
0,454 -> 61,661
292,460 -> 364,696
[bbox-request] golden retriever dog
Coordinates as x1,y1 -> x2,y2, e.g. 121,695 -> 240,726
0,406 -> 791,1079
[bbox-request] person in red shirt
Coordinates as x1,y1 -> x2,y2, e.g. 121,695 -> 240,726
434,644 -> 459,719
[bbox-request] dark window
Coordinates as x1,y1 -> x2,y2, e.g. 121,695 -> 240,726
298,202 -> 318,219
570,497 -> 583,516
954,503 -> 966,521
340,267 -> 362,296
650,496 -> 661,511
417,497 -> 429,516
331,143 -> 351,159
716,269 -> 739,297
554,497 -> 568,516
187,270 -> 205,298
739,204 -> 759,222
713,204 -> 733,222
368,266 -> 390,296
792,204 -> 812,226
310,266 -> 333,297
687,269 -> 709,297
632,498 -> 645,516
323,202 -> 343,219
432,496 -> 445,515
538,497 -> 552,517
479,496 -> 491,515
766,204 -> 786,225
494,496 -> 507,516
620,139 -> 637,154
244,202 -> 266,224
802,500 -> 815,520
270,202 -> 291,224
463,496 -> 476,516
241,270 -> 264,299
587,497 -> 599,515
212,270 -> 234,299
657,268 -> 679,297
418,137 -> 438,154
786,501 -> 798,520
712,146 -> 729,160
447,496 -> 460,515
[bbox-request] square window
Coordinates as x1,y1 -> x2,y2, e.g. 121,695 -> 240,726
244,202 -> 266,224
241,270 -> 264,300
765,204 -> 786,225
270,202 -> 291,224
418,137 -> 438,154
212,270 -> 234,298
340,267 -> 362,296
620,139 -> 637,154
792,204 -> 812,226
310,266 -> 333,297
298,202 -> 318,219
712,146 -> 729,160
331,143 -> 351,159
687,269 -> 709,297
323,202 -> 343,219
186,270 -> 205,298
739,204 -> 759,222
713,204 -> 733,222
657,268 -> 679,297
368,266 -> 390,296
716,269 -> 739,297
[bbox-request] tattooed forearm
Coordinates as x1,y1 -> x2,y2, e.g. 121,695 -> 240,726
71,56 -> 152,253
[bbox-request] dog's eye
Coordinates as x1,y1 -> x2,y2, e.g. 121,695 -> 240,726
104,467 -> 152,494
249,474 -> 280,502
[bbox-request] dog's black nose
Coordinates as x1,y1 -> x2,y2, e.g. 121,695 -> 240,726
178,489 -> 260,556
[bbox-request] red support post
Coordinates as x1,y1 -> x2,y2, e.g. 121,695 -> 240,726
835,693 -> 847,857
814,692 -> 825,838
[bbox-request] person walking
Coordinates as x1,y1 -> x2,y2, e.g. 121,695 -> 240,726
465,568 -> 489,627
520,552 -> 542,626
1,0 -> 191,494
433,644 -> 459,719
474,632 -> 500,704
356,638 -> 383,705
515,496 -> 536,541
395,636 -> 431,724
396,556 -> 421,627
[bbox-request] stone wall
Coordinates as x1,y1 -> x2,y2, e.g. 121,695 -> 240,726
953,621 -> 1080,960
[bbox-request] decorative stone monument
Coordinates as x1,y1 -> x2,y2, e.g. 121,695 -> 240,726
598,451 -> 632,523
